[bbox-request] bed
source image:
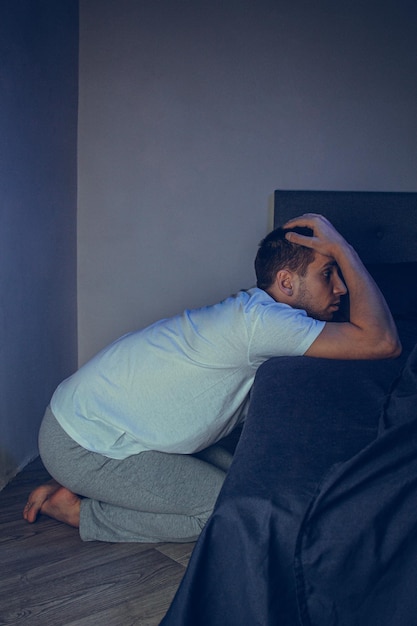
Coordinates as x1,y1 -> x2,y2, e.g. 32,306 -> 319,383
161,190 -> 417,626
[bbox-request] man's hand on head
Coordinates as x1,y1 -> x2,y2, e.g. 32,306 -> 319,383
283,213 -> 348,261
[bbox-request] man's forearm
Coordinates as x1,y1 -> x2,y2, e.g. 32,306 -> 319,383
331,242 -> 401,357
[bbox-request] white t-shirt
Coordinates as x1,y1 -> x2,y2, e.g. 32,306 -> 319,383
51,288 -> 325,459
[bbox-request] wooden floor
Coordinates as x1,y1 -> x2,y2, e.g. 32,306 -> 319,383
0,458 -> 194,625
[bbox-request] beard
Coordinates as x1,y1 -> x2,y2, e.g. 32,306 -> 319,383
295,281 -> 335,322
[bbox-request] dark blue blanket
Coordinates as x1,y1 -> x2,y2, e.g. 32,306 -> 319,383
162,326 -> 417,626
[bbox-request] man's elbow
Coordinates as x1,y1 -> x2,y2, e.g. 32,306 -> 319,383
378,334 -> 402,359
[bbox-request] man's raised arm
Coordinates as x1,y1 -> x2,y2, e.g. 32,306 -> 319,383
284,213 -> 401,360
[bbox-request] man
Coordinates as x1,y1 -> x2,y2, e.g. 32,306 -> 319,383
23,214 -> 400,542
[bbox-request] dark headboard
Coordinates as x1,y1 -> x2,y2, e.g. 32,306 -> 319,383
273,190 -> 417,319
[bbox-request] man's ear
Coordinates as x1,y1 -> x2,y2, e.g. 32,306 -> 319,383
266,269 -> 298,303
275,269 -> 294,296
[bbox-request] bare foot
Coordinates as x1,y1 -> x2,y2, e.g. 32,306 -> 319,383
23,479 -> 61,523
41,486 -> 81,528
23,480 -> 81,528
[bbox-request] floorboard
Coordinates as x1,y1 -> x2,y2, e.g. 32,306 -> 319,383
0,458 -> 194,625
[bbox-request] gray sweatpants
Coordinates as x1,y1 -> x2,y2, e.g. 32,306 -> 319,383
38,407 -> 231,543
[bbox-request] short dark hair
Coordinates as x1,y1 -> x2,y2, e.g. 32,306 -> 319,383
254,226 -> 315,290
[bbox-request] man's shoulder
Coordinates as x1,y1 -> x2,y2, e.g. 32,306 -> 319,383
243,287 -> 295,315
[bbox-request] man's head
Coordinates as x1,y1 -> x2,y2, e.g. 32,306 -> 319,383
255,226 -> 347,321
255,226 -> 316,290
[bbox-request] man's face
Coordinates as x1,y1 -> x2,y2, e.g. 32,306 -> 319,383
294,253 -> 347,321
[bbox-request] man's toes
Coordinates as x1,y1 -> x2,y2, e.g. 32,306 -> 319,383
23,500 -> 39,523
23,481 -> 61,523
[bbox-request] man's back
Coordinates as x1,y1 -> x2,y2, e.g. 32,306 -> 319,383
50,288 -> 323,457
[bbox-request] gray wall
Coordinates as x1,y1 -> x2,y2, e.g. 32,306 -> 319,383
0,1 -> 78,488
78,0 -> 417,365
